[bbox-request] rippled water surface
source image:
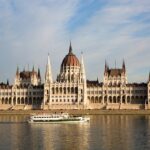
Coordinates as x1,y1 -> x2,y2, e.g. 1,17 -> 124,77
0,115 -> 150,150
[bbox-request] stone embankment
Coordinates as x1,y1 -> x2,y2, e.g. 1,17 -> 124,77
0,109 -> 150,115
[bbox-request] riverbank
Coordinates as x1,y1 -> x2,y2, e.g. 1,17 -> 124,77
0,109 -> 150,115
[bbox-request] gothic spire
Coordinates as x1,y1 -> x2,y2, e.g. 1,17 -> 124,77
32,66 -> 35,73
7,79 -> 9,85
122,59 -> 126,73
45,53 -> 53,83
105,60 -> 107,72
81,52 -> 86,82
69,41 -> 73,53
97,77 -> 99,83
80,52 -> 87,106
16,66 -> 19,76
38,68 -> 41,78
105,60 -> 109,73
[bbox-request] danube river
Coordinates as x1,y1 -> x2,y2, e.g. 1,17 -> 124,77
0,115 -> 150,150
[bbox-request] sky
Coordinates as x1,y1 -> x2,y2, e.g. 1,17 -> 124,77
0,0 -> 150,83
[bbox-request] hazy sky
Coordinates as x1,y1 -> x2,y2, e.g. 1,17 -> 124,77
0,0 -> 150,83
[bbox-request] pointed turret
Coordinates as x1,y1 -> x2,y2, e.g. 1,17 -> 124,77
105,60 -> 107,72
81,52 -> 86,80
15,66 -> 20,86
122,60 -> 126,73
104,60 -> 109,74
38,68 -> 41,78
97,77 -> 99,83
45,54 -> 53,83
69,41 -> 73,53
80,52 -> 87,106
32,66 -> 35,74
16,66 -> 19,76
7,79 -> 9,85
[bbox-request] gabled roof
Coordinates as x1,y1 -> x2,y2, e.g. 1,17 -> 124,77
107,69 -> 124,76
20,71 -> 38,79
87,80 -> 103,87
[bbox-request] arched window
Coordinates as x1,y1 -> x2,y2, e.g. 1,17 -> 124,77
122,96 -> 125,103
21,97 -> 24,104
71,87 -> 74,94
17,98 -> 20,104
56,87 -> 59,94
95,97 -> 98,103
67,87 -> 70,94
109,96 -> 112,103
64,87 -> 66,94
9,98 -> 11,104
113,96 -> 116,103
91,97 -> 94,103
75,87 -> 78,94
60,87 -> 62,94
52,88 -> 55,94
5,98 -> 8,104
104,96 -> 107,103
13,97 -> 16,105
2,97 -> 4,104
127,96 -> 130,103
25,97 -> 28,104
99,97 -> 102,103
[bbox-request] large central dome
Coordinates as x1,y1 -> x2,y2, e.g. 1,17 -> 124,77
61,43 -> 80,67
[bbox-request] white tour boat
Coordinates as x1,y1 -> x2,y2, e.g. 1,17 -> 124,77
28,113 -> 90,123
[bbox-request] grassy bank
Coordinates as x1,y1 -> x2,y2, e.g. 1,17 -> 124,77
0,109 -> 150,115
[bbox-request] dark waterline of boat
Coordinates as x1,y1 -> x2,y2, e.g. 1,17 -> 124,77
0,115 -> 150,150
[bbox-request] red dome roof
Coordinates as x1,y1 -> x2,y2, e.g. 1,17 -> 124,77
61,44 -> 80,67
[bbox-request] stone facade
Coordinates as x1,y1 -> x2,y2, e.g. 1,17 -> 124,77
0,44 -> 149,110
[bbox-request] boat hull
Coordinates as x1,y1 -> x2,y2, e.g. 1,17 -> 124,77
28,118 -> 90,124
28,113 -> 90,124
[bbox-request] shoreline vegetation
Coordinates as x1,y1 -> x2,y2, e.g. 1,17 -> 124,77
0,110 -> 150,115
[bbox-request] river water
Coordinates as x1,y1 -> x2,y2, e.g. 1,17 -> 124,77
0,115 -> 150,150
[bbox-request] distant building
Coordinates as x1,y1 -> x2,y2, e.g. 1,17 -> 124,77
0,43 -> 149,110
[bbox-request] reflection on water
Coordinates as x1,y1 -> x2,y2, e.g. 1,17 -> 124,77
0,115 -> 150,150
29,123 -> 90,150
0,115 -> 27,123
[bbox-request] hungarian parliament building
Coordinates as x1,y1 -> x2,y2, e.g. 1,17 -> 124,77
0,43 -> 150,110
